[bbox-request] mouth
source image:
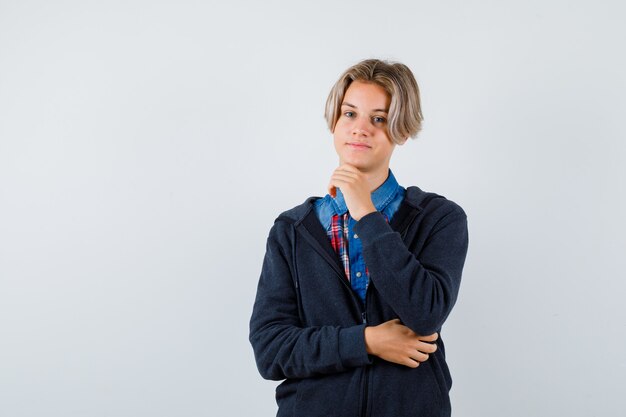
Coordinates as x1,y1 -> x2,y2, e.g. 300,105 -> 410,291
346,142 -> 372,149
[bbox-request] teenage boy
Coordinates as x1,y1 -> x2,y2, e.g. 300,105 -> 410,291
249,59 -> 469,417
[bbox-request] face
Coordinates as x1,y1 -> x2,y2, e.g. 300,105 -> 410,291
333,81 -> 397,174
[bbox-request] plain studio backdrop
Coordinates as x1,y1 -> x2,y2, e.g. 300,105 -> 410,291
1,1 -> 625,416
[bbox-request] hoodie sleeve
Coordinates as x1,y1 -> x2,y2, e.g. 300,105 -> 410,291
249,220 -> 371,381
354,200 -> 469,336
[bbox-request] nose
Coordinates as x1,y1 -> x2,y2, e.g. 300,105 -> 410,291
351,116 -> 371,137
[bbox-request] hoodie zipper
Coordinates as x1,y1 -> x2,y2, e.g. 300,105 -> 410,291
361,285 -> 373,417
331,266 -> 370,417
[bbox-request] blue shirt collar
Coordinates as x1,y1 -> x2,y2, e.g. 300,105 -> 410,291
330,169 -> 400,216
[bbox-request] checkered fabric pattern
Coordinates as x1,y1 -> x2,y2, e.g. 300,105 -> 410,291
329,212 -> 351,281
328,212 -> 389,283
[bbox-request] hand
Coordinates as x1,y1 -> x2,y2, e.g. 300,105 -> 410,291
364,319 -> 438,368
327,164 -> 376,221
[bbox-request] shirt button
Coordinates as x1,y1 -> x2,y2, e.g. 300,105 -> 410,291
353,233 -> 359,239
356,271 -> 362,278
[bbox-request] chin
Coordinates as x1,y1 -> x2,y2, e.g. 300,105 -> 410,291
340,153 -> 366,164
346,162 -> 374,172
340,157 -> 364,168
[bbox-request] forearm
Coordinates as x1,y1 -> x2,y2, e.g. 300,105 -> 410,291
354,209 -> 469,335
250,319 -> 370,380
250,222 -> 371,380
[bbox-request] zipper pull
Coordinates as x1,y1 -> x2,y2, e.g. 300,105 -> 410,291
361,312 -> 367,324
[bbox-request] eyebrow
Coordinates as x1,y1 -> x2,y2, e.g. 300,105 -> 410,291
341,102 -> 389,113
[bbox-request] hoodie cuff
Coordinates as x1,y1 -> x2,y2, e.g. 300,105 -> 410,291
353,211 -> 392,240
339,324 -> 372,368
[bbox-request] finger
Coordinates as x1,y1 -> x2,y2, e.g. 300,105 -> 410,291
330,171 -> 359,183
329,171 -> 359,185
334,164 -> 361,175
409,350 -> 430,363
336,163 -> 360,174
415,341 -> 437,354
418,332 -> 439,343
327,177 -> 358,195
403,358 -> 420,369
327,178 -> 348,197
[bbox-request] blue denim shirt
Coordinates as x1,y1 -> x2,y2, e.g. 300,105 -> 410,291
313,169 -> 405,303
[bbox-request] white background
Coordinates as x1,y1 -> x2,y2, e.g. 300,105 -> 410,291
1,1 -> 625,416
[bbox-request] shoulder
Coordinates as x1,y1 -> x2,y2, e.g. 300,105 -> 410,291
265,195 -> 322,237
404,185 -> 467,220
263,196 -> 322,248
274,196 -> 322,224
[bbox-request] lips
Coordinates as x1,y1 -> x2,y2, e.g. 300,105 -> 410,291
347,142 -> 371,149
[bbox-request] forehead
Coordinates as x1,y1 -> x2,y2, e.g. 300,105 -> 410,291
343,81 -> 391,110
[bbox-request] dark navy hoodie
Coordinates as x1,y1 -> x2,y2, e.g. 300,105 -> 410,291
249,186 -> 469,417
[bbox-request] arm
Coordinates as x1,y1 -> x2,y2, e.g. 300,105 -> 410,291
249,221 -> 371,381
326,164 -> 464,362
354,204 -> 469,336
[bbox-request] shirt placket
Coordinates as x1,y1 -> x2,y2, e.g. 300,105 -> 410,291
347,214 -> 368,301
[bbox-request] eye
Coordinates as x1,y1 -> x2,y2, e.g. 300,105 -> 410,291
343,111 -> 355,118
372,116 -> 387,124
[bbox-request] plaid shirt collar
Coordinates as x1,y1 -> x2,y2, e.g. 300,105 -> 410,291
330,169 -> 401,217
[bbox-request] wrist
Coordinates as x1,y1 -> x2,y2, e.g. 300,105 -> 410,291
352,204 -> 377,221
364,326 -> 378,355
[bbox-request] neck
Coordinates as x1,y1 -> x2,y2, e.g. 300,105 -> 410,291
357,165 -> 390,193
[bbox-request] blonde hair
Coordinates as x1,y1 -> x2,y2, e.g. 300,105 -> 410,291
325,59 -> 423,145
